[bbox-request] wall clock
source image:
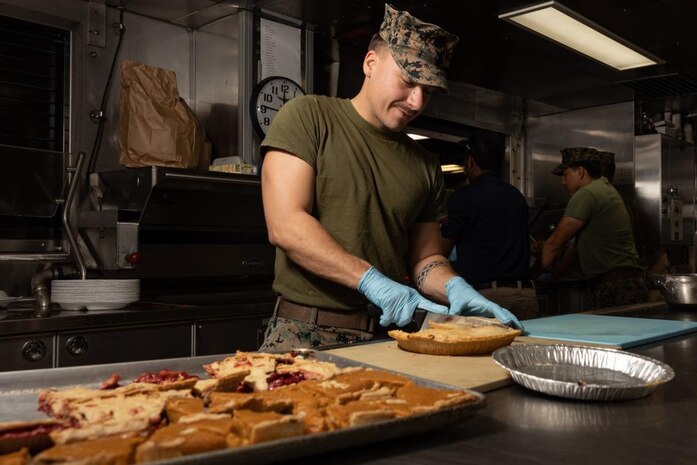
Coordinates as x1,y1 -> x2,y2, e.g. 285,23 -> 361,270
250,76 -> 305,138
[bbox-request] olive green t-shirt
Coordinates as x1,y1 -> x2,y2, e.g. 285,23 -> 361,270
260,95 -> 446,309
564,177 -> 640,277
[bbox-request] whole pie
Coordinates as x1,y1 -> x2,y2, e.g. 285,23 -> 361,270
389,317 -> 521,355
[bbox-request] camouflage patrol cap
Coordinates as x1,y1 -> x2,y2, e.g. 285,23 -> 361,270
551,147 -> 601,175
597,150 -> 615,163
598,151 -> 616,181
379,4 -> 459,92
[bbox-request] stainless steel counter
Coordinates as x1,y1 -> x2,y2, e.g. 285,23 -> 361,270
0,288 -> 276,371
0,287 -> 276,336
280,303 -> 697,465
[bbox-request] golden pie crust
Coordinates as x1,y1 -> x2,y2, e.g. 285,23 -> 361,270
389,318 -> 521,355
0,447 -> 29,465
17,353 -> 480,463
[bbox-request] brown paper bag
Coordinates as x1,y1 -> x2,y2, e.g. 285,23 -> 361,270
118,59 -> 210,169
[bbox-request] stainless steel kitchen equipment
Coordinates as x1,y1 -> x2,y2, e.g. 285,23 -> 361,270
635,134 -> 696,247
526,102 -> 635,208
652,274 -> 697,307
81,167 -> 274,280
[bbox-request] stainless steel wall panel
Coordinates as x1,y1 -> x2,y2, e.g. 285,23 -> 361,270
635,135 -> 663,247
635,134 -> 695,246
419,81 -> 523,186
93,12 -> 193,172
195,15 -> 241,160
239,9 -> 255,164
526,102 -> 634,208
423,81 -> 518,135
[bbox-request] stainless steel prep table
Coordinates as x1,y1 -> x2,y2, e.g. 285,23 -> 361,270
277,304 -> 697,465
0,288 -> 275,335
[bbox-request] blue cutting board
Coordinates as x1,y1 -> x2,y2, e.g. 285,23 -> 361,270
523,314 -> 697,348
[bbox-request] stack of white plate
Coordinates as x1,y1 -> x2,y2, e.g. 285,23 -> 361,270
51,279 -> 140,310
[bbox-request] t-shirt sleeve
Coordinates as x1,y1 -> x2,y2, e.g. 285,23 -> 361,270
564,188 -> 594,222
415,155 -> 447,223
259,96 -> 321,168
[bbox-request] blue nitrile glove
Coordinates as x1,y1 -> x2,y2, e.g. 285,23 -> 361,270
358,267 -> 449,327
445,276 -> 524,330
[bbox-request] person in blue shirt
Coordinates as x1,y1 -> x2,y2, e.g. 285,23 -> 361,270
441,130 -> 540,320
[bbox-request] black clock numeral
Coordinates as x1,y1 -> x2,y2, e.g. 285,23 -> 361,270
252,77 -> 305,137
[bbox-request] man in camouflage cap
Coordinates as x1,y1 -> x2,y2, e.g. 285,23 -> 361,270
259,4 -> 521,353
597,151 -> 616,182
551,147 -> 601,176
379,3 -> 459,92
540,146 -> 647,308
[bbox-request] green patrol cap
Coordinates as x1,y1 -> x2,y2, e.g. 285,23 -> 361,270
379,4 -> 459,92
597,150 -> 616,181
552,147 -> 601,176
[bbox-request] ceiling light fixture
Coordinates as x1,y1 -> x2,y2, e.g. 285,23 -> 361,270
441,164 -> 464,173
498,1 -> 662,71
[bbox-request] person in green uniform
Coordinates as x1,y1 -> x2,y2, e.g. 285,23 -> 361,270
540,147 -> 648,308
258,4 -> 522,352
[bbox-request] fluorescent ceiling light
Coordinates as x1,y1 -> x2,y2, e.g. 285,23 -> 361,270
405,129 -> 462,143
499,1 -> 662,71
441,164 -> 464,173
407,133 -> 430,140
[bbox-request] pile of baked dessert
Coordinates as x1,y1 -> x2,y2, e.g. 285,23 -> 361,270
0,351 -> 478,465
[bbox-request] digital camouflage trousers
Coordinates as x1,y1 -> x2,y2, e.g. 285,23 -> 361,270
589,277 -> 649,308
258,316 -> 376,353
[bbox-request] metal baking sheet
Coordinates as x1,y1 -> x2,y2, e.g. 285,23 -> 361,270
492,344 -> 674,401
0,350 -> 485,465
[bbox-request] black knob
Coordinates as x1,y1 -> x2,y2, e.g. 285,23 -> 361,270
22,340 -> 47,362
65,336 -> 88,357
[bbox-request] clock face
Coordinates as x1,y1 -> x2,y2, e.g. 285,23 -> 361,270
251,76 -> 305,137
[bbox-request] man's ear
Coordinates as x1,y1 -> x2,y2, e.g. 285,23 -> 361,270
465,156 -> 475,170
363,50 -> 378,77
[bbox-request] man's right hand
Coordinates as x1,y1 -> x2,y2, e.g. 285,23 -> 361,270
358,267 -> 449,327
445,277 -> 524,329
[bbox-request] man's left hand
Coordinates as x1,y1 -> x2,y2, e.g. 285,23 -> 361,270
445,277 -> 524,330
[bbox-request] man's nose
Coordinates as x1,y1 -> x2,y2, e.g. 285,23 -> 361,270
407,86 -> 425,111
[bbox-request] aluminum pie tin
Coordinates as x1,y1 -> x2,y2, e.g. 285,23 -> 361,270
492,344 -> 675,401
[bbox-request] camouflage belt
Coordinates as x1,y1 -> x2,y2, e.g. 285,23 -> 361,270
276,298 -> 379,333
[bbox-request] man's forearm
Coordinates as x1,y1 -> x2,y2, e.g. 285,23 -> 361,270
269,210 -> 371,289
541,238 -> 563,270
411,255 -> 456,303
551,242 -> 577,277
540,216 -> 585,271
